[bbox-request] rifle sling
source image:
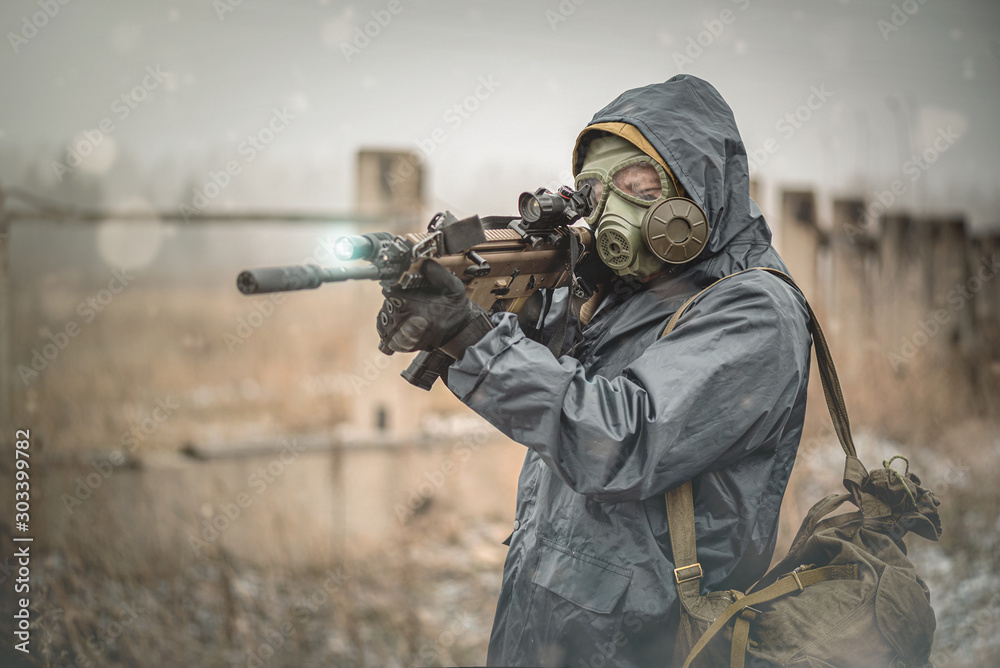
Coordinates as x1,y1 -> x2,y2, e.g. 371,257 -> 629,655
547,231 -> 583,356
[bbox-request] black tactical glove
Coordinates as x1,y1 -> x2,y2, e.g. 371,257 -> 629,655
376,260 -> 493,358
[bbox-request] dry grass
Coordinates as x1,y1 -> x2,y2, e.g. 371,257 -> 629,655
0,516 -> 508,668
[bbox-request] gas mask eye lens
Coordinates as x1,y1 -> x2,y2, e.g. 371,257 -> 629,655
612,162 -> 662,201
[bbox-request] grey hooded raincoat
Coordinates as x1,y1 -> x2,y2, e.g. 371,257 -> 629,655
445,75 -> 812,667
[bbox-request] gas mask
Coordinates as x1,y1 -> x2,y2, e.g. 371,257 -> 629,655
575,135 -> 709,278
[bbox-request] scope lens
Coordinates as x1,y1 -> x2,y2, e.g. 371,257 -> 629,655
521,196 -> 541,222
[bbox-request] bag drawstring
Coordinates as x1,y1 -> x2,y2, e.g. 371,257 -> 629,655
883,455 -> 917,506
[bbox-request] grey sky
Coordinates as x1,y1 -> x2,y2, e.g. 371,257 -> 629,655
2,0 -> 998,231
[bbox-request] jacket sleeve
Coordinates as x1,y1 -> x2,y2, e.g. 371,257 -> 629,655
444,272 -> 812,503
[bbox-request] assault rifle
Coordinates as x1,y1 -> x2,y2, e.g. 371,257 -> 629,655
236,185 -> 600,390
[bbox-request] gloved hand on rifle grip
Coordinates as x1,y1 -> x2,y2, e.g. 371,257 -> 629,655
376,259 -> 493,358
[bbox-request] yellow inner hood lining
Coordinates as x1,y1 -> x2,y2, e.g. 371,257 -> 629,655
572,121 -> 683,197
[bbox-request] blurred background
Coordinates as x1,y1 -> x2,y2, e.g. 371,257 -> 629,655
0,0 -> 998,666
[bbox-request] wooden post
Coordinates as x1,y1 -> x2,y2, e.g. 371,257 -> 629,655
777,189 -> 820,308
355,149 -> 425,232
829,197 -> 875,422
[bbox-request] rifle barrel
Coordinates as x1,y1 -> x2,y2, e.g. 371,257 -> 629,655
236,264 -> 381,294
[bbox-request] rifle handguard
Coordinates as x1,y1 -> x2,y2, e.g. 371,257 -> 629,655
438,312 -> 494,360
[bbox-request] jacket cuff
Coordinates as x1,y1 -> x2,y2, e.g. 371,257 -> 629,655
438,312 -> 495,360
444,312 -> 523,400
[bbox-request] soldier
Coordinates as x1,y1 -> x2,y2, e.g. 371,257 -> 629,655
376,74 -> 811,667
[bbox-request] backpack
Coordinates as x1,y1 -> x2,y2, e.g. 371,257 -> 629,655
660,267 -> 943,668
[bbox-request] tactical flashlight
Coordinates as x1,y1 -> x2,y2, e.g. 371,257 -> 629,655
333,235 -> 375,261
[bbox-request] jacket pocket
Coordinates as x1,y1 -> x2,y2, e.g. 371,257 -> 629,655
533,536 -> 633,612
515,536 -> 633,665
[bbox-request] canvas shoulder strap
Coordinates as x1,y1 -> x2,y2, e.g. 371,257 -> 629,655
661,267 -> 864,609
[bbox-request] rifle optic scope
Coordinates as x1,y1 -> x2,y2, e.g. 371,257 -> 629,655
517,184 -> 593,227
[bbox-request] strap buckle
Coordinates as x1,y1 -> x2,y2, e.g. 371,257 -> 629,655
674,563 -> 703,584
786,564 -> 809,592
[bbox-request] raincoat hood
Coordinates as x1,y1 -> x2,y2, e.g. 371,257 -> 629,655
573,74 -> 769,262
